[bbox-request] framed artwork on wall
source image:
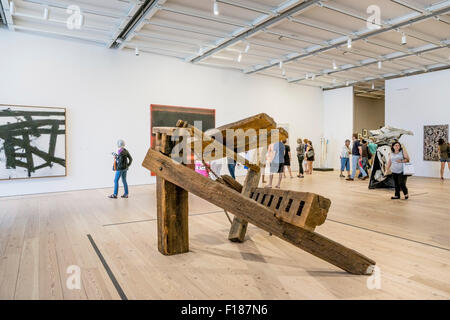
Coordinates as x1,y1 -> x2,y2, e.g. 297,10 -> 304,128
0,104 -> 66,180
423,124 -> 449,161
150,104 -> 216,174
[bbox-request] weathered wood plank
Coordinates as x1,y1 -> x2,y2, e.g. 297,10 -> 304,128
142,148 -> 376,275
156,176 -> 189,255
228,169 -> 261,242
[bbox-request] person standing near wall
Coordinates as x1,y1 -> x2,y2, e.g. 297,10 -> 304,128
386,141 -> 410,200
340,139 -> 351,178
305,140 -> 315,175
109,139 -> 133,199
283,140 -> 293,178
296,138 -> 305,178
266,141 -> 285,189
438,138 -> 450,180
347,134 -> 368,181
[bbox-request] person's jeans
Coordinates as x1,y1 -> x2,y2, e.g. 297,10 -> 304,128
227,159 -> 236,179
340,158 -> 350,172
297,155 -> 304,175
392,173 -> 408,197
358,157 -> 368,177
114,170 -> 128,196
351,155 -> 367,179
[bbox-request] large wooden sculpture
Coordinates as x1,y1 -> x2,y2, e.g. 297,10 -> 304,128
143,113 -> 376,275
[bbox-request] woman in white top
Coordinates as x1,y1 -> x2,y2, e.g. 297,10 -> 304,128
386,141 -> 410,200
340,139 -> 351,178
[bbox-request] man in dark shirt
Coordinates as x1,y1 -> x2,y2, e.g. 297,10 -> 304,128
347,134 -> 368,181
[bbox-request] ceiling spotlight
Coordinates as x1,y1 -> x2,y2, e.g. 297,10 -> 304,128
10,1 -> 15,15
312,74 -> 316,80
244,42 -> 250,53
378,61 -> 382,69
332,60 -> 337,70
279,61 -> 283,69
401,33 -> 407,45
347,37 -> 352,49
282,69 -> 286,77
213,0 -> 219,16
372,82 -> 375,90
43,7 -> 49,20
135,47 -> 140,56
237,52 -> 242,63
345,80 -> 349,86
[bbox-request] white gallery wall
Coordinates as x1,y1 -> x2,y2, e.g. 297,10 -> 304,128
0,30 -> 324,197
385,69 -> 450,178
323,87 -> 354,170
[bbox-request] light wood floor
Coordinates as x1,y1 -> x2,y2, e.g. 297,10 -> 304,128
1,172 -> 449,300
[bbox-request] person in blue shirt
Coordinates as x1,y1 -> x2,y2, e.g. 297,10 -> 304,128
266,140 -> 285,188
346,134 -> 368,181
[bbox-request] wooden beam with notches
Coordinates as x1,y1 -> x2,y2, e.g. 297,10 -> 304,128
142,148 -> 376,275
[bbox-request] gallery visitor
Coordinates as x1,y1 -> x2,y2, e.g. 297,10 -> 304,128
438,138 -> 450,180
296,138 -> 305,178
386,141 -> 410,200
227,157 -> 236,179
283,140 -> 293,178
266,141 -> 285,189
347,134 -> 367,181
109,139 -> 133,199
368,138 -> 378,166
305,140 -> 315,175
359,139 -> 370,178
340,139 -> 351,178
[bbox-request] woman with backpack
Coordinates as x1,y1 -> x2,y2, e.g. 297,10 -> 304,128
438,138 -> 450,180
109,139 -> 133,199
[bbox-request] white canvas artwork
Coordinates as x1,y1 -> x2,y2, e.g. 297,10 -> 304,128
0,105 -> 66,180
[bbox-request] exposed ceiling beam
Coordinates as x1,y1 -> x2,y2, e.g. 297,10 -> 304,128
110,0 -> 166,49
188,0 -> 322,63
245,1 -> 450,75
1,0 -> 14,30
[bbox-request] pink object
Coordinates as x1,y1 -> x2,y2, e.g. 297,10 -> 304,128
195,161 -> 209,177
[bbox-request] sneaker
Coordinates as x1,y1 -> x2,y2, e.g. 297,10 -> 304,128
121,194 -> 128,198
404,194 -> 409,200
391,196 -> 400,200
339,174 -> 345,178
362,176 -> 369,180
108,194 -> 117,199
346,178 -> 354,181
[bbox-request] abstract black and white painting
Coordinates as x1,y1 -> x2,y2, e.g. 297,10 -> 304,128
423,124 -> 448,161
0,105 -> 66,180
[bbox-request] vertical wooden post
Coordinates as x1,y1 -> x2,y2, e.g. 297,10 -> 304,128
155,133 -> 189,255
228,168 -> 261,242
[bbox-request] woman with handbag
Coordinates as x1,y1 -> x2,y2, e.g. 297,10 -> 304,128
386,141 -> 410,200
438,138 -> 450,180
305,140 -> 315,175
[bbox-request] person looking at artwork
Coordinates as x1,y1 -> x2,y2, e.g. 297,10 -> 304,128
368,138 -> 378,167
305,140 -> 315,175
438,138 -> 450,180
109,139 -> 133,199
296,138 -> 305,178
347,134 -> 368,181
283,140 -> 293,178
386,141 -> 410,200
339,139 -> 351,178
359,139 -> 369,178
266,141 -> 285,189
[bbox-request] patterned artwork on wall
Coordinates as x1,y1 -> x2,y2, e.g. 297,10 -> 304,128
423,124 -> 449,161
0,105 -> 66,180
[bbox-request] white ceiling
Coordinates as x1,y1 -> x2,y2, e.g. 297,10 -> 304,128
1,0 -> 449,94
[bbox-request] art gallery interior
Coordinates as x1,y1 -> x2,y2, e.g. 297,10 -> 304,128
0,0 -> 449,301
